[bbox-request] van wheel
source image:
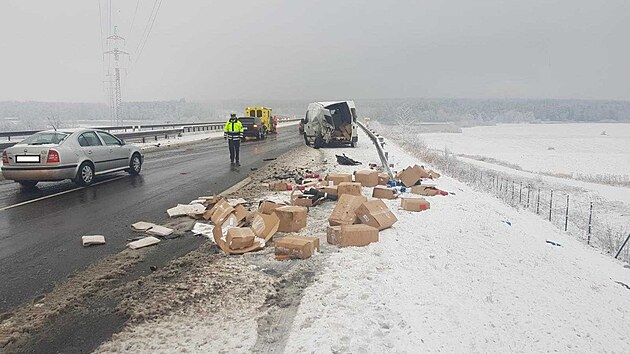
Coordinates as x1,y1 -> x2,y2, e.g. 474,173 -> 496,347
351,142 -> 356,148
129,153 -> 142,175
314,136 -> 323,149
18,181 -> 38,188
75,162 -> 95,186
303,134 -> 311,146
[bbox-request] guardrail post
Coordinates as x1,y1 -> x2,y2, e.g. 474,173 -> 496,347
587,202 -> 593,244
615,233 -> 630,259
564,195 -> 569,231
537,188 -> 540,214
519,182 -> 522,204
526,186 -> 530,208
549,190 -> 553,222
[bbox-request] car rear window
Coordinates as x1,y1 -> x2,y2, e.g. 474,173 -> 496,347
240,118 -> 254,124
20,132 -> 69,145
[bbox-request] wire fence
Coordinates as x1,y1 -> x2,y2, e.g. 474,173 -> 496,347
382,126 -> 630,263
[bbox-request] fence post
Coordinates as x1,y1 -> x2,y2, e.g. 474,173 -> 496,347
537,188 -> 541,214
614,233 -> 630,259
511,181 -> 514,201
526,186 -> 530,209
587,202 -> 593,245
564,195 -> 569,231
519,182 -> 523,204
549,190 -> 553,222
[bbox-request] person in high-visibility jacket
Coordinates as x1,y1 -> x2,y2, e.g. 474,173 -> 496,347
224,114 -> 244,166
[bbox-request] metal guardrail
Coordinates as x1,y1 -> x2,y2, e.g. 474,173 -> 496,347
0,118 -> 302,148
357,121 -> 394,180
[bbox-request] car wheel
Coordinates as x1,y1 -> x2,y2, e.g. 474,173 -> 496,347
18,181 -> 38,188
129,153 -> 142,175
75,162 -> 95,186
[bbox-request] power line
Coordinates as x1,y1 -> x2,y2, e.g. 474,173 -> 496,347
128,0 -> 141,38
134,0 -> 163,64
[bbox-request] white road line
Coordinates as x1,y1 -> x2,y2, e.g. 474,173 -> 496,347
0,175 -> 127,212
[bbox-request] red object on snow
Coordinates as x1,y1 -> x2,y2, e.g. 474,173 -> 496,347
305,173 -> 320,179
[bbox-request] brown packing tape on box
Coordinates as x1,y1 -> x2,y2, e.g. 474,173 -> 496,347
274,206 -> 308,233
355,199 -> 398,230
325,173 -> 353,185
214,213 -> 278,255
328,194 -> 368,226
334,224 -> 379,247
337,182 -> 362,197
275,236 -> 318,259
401,198 -> 431,212
354,170 -> 379,187
226,227 -> 256,249
210,199 -> 235,225
372,186 -> 397,199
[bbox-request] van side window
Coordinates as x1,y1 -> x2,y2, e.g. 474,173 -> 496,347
249,110 -> 255,117
257,110 -> 262,117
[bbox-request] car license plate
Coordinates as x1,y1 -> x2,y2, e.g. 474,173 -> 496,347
15,155 -> 40,163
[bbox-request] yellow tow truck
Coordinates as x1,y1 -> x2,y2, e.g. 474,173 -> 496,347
245,107 -> 277,134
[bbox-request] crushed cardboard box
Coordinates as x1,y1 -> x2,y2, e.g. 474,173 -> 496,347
227,227 -> 256,249
329,224 -> 379,247
210,199 -> 236,225
275,235 -> 320,259
270,182 -> 291,191
428,170 -> 441,179
378,173 -> 390,185
82,235 -> 106,247
234,204 -> 252,225
318,185 -> 338,197
290,190 -> 318,207
131,221 -> 155,232
326,173 -> 353,185
354,170 -> 379,187
250,212 -> 280,239
401,197 -> 431,212
355,199 -> 398,230
372,185 -> 398,199
213,212 -> 278,255
274,206 -> 308,232
396,165 -> 424,187
411,185 -> 448,196
128,236 -> 161,250
191,222 -> 214,238
337,182 -> 362,196
328,194 -> 368,226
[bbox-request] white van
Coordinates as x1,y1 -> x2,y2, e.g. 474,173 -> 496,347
302,101 -> 358,148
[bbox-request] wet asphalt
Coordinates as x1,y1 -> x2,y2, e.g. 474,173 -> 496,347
0,126 -> 303,314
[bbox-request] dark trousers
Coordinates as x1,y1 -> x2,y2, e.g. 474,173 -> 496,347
228,139 -> 240,163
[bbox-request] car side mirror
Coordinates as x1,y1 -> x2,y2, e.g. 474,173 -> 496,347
119,140 -> 126,145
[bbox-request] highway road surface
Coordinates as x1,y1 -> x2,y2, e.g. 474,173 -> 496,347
0,125 -> 303,314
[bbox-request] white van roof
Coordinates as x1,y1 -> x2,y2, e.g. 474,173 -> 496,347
317,100 -> 356,109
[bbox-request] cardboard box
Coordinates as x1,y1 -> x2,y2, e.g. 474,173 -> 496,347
372,186 -> 397,199
233,204 -> 251,225
411,185 -> 443,196
414,165 -> 432,179
355,199 -> 398,230
354,170 -> 379,187
326,225 -> 341,245
210,199 -> 235,225
328,194 -> 368,226
275,236 -> 318,259
250,212 -> 280,240
428,170 -> 441,179
274,206 -> 308,232
401,198 -> 431,212
226,227 -> 256,249
337,182 -> 362,196
396,166 -> 423,187
318,185 -> 338,197
326,173 -> 353,185
258,200 -> 285,215
291,190 -> 317,207
214,213 -> 277,255
378,173 -> 390,185
270,182 -> 290,191
333,224 -> 379,247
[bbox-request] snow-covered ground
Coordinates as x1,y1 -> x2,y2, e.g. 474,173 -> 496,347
283,131 -> 630,353
419,123 -> 630,176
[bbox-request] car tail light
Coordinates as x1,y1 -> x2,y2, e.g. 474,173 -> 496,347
253,124 -> 258,128
47,149 -> 60,163
1,151 -> 8,164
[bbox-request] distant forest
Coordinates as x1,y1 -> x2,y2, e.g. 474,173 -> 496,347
1,98 -> 629,131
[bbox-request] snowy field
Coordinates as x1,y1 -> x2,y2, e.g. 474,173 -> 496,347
418,123 -> 630,177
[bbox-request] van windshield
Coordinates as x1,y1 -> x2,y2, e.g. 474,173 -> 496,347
20,132 -> 69,145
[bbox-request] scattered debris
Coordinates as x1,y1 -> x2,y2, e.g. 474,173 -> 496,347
81,235 -> 106,247
354,170 -> 378,187
275,235 -> 320,259
167,203 -> 205,217
355,199 -> 398,230
326,173 -> 353,185
615,281 -> 630,290
191,222 -> 214,239
329,194 -> 368,226
275,206 -> 308,232
400,198 -> 431,212
263,157 -> 277,161
146,225 -> 174,237
411,185 -> 449,196
128,236 -> 161,250
336,154 -> 361,165
131,221 -> 155,232
372,186 -> 398,199
337,182 -> 362,196
328,224 -> 379,247
502,220 -> 512,226
546,240 -> 562,247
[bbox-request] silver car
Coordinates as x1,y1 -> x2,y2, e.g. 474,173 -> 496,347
1,129 -> 143,187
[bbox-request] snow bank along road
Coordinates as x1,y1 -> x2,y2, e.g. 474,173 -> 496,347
0,125 -> 302,314
91,130 -> 630,353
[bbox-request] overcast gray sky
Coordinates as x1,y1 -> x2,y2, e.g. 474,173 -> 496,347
1,0 -> 629,102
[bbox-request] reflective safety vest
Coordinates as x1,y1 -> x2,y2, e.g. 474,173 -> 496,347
224,119 -> 244,140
